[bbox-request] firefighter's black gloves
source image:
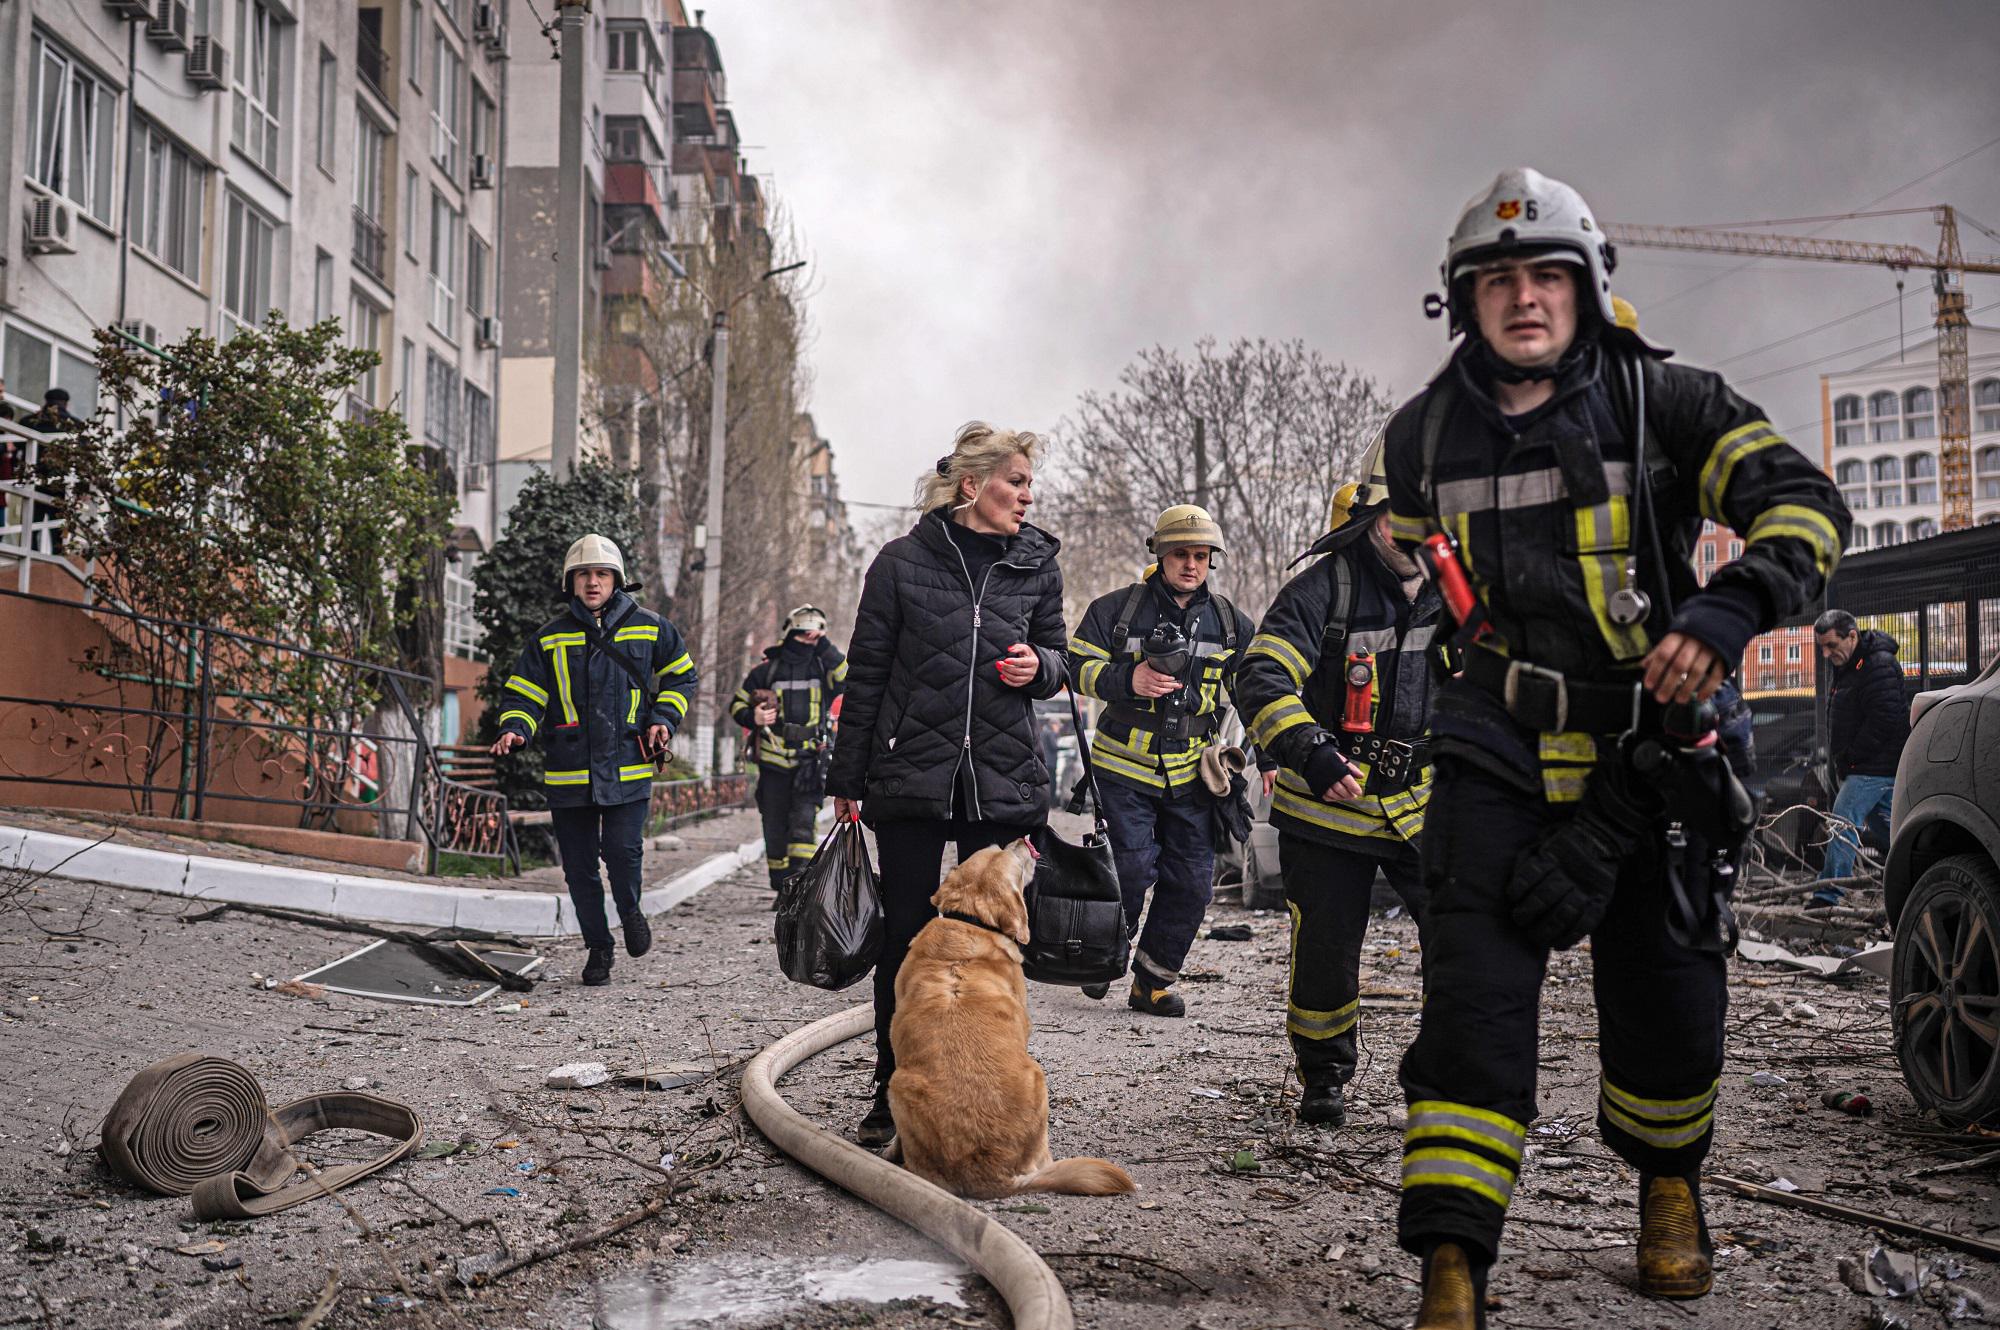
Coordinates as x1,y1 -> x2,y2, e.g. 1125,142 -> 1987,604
1506,760 -> 1663,950
1302,741 -> 1358,798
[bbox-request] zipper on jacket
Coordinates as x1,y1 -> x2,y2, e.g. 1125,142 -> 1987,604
942,528 -> 991,822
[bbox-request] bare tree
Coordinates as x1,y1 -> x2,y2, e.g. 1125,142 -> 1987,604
1041,337 -> 1393,623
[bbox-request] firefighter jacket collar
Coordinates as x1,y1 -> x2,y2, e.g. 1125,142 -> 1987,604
568,588 -> 637,633
1451,334 -> 1601,434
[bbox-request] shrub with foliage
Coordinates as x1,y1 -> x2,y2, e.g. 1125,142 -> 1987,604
472,458 -> 645,804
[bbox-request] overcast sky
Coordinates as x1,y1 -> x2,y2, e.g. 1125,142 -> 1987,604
712,0 -> 2000,516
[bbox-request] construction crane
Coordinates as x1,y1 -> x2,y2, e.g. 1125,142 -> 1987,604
1604,206 -> 2000,530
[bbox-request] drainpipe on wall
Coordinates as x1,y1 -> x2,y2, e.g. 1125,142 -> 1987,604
115,19 -> 139,431
489,27 -> 508,550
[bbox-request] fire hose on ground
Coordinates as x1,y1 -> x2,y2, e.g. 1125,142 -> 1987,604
739,1003 -> 1076,1330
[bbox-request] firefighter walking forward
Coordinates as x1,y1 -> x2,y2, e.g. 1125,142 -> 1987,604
1236,453 -> 1439,1127
730,605 -> 848,890
1068,505 -> 1258,1017
1382,169 -> 1849,1327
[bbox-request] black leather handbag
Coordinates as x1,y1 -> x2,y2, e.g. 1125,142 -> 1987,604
1020,689 -> 1130,987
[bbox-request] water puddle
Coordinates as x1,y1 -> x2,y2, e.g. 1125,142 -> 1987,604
596,1254 -> 970,1327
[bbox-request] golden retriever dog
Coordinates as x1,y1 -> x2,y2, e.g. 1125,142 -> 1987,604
887,839 -> 1136,1200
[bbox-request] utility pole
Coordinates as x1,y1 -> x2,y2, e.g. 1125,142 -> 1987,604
692,310 -> 730,776
1193,416 -> 1208,511
549,0 -> 590,477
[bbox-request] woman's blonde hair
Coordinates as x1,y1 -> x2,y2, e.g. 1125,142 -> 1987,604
915,421 -> 1042,514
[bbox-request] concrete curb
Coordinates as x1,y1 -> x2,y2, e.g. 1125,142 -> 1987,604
0,823 -> 762,938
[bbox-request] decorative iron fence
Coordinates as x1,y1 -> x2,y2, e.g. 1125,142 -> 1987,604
646,772 -> 752,828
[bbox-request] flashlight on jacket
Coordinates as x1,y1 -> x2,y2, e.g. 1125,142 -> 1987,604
1142,622 -> 1192,677
1342,652 -> 1376,733
1418,532 -> 1490,639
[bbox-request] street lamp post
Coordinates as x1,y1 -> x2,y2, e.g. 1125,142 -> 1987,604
689,260 -> 807,776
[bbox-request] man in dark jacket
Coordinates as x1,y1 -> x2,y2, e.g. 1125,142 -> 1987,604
1237,452 -> 1438,1125
730,605 -> 848,890
1811,610 -> 1909,904
1069,505 -> 1258,1017
1381,169 -> 1849,1325
492,534 -> 699,986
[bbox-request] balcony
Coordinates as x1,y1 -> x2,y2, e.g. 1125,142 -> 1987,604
672,67 -> 717,138
352,206 -> 388,283
357,10 -> 392,107
603,163 -> 669,229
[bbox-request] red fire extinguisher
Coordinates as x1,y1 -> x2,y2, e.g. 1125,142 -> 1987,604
1343,652 -> 1376,733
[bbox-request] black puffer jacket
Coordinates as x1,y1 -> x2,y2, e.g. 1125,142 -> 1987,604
1829,628 -> 1910,778
827,510 -> 1068,826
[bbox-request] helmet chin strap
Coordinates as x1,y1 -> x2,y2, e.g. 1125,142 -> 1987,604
1469,323 -> 1597,386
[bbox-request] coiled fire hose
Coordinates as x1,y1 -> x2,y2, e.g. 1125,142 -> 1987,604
100,1053 -> 424,1219
740,1004 -> 1075,1330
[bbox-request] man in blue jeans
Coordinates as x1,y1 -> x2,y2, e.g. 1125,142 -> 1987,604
1069,506 -> 1259,1016
1811,609 -> 1909,906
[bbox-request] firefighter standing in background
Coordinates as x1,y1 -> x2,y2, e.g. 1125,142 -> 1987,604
731,606 -> 848,890
491,535 -> 700,986
1236,447 -> 1438,1127
1381,169 -> 1848,1326
1068,505 -> 1258,1017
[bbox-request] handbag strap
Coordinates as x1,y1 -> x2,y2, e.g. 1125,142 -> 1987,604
1062,686 -> 1109,833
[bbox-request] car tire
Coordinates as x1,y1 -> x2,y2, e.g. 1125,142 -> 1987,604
1891,854 -> 2000,1126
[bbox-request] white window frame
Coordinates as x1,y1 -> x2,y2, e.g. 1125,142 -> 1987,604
429,189 -> 460,336
232,0 -> 286,177
313,248 -> 334,323
431,28 -> 462,176
316,46 -> 338,174
222,191 -> 278,336
406,0 -> 424,92
399,337 -> 416,422
1758,644 -> 1773,663
129,118 -> 206,282
466,229 -> 489,320
347,288 -> 384,405
3,322 -> 99,411
403,165 -> 421,257
28,33 -> 119,225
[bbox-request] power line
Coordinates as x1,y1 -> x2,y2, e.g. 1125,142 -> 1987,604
1733,298 -> 2000,387
1711,289 -> 1914,368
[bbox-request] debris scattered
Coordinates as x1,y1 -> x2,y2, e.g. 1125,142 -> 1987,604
483,1187 -> 521,1198
1709,1174 -> 2000,1261
1749,1071 -> 1789,1088
545,1062 -> 611,1090
273,980 -> 326,1000
1206,924 -> 1254,941
1821,1088 -> 1873,1116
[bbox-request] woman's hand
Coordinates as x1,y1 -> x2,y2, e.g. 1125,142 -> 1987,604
996,642 -> 1040,688
834,796 -> 862,822
491,731 -> 525,757
1131,660 -> 1182,698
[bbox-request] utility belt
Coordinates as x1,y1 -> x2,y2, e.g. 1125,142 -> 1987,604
1103,704 -> 1221,749
772,722 -> 830,749
1337,731 -> 1432,796
1464,643 -> 1657,736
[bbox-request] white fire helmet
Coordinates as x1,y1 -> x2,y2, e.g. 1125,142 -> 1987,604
560,533 -> 626,594
1437,168 -> 1618,332
785,604 -> 828,636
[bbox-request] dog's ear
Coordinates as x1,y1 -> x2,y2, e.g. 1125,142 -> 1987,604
997,858 -> 1033,945
930,863 -> 962,914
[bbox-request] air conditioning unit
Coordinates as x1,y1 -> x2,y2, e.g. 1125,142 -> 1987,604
119,320 -> 162,347
25,193 -> 78,256
470,154 -> 496,189
147,0 -> 191,52
487,23 -> 510,59
476,316 -> 502,349
591,243 -> 612,270
186,35 -> 227,89
473,2 -> 498,38
105,0 -> 153,17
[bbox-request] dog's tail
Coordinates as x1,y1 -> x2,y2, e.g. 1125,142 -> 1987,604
1010,1157 -> 1137,1196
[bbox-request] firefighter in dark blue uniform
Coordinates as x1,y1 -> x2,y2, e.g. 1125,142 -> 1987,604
730,605 -> 848,890
1236,450 -> 1439,1126
492,534 -> 699,986
1381,170 -> 1849,1327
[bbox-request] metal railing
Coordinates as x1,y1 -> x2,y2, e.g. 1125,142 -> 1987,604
352,205 -> 388,282
0,416 -> 87,593
0,584 -> 517,874
646,772 -> 753,828
357,20 -> 391,102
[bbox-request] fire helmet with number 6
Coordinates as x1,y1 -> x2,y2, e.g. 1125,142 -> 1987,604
1432,168 -> 1618,334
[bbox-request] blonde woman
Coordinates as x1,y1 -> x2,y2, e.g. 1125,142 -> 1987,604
825,422 -> 1068,1145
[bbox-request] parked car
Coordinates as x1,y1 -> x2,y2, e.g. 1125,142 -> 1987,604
1886,650 -> 2000,1126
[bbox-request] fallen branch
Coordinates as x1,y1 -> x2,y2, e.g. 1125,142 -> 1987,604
468,1196 -> 667,1285
180,900 -> 531,948
1038,1249 -> 1212,1294
1909,1148 -> 2000,1178
1707,1174 -> 2000,1262
293,1269 -> 339,1330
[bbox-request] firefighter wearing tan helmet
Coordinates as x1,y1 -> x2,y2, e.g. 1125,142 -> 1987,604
1067,504 -> 1260,1018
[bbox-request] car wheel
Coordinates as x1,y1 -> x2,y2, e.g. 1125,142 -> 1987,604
1892,854 -> 2000,1126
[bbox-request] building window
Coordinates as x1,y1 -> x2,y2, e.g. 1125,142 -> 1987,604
1836,459 -> 1867,512
1728,539 -> 1743,559
463,382 -> 493,490
1907,451 -> 1938,506
347,289 -> 384,405
406,0 -> 423,91
1909,517 -> 1938,541
232,0 -> 286,176
424,349 -> 460,456
404,165 -> 420,257
429,189 -> 460,334
1873,520 -> 1902,548
1904,386 -> 1935,440
1833,394 -> 1864,448
29,34 -> 119,225
1872,455 -> 1903,508
1786,643 -> 1801,662
444,563 -> 479,657
399,337 -> 415,420
604,116 -> 654,163
1869,390 -> 1900,443
316,47 -> 337,172
1786,669 -> 1802,689
606,23 -> 645,72
129,119 -> 206,281
222,193 -> 277,335
313,248 -> 334,322
466,231 -> 489,319
352,108 -> 388,280
431,29 -> 462,176
1976,379 -> 2000,434
1758,643 -> 1773,663
3,324 -> 99,412
1849,526 -> 1869,552
1977,446 -> 2000,500
470,84 -> 494,171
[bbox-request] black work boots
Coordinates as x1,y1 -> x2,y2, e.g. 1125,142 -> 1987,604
582,947 -> 614,986
1127,980 -> 1185,1017
1298,1079 -> 1346,1126
621,909 -> 653,958
856,1083 -> 895,1147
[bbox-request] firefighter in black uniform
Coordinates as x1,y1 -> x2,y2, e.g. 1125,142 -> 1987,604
730,605 -> 848,890
1068,505 -> 1258,1016
1236,448 -> 1438,1127
1382,170 -> 1849,1328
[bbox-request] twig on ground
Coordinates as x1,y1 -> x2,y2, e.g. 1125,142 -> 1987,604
1038,1250 -> 1211,1293
293,1269 -> 340,1330
466,1196 -> 667,1286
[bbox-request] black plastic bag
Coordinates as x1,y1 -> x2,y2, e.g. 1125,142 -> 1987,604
774,819 -> 883,990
